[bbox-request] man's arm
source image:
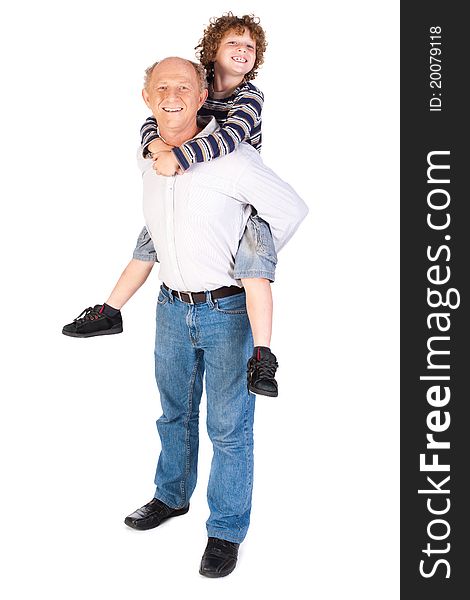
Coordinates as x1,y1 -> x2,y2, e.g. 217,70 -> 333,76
234,152 -> 309,253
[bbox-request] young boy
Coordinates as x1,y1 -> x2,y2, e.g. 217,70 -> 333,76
62,13 -> 279,397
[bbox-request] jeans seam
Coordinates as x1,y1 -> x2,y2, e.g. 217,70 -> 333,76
213,299 -> 247,315
181,351 -> 201,504
242,395 -> 252,535
251,217 -> 277,261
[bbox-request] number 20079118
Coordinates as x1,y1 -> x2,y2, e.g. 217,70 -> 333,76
429,26 -> 442,89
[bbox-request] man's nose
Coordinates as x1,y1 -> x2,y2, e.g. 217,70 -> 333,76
237,45 -> 247,53
165,88 -> 179,99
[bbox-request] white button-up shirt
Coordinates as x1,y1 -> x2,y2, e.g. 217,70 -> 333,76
138,117 -> 308,292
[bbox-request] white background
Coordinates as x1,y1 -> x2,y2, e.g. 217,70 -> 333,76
0,1 -> 399,598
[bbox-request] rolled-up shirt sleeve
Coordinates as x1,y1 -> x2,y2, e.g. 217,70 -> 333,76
234,152 -> 309,253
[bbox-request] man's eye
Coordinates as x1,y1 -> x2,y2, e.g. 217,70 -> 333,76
227,41 -> 237,45
247,45 -> 255,50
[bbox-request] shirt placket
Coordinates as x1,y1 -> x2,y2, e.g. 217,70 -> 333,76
166,175 -> 188,291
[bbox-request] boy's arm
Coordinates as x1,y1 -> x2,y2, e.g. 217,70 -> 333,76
140,116 -> 160,157
140,117 -> 176,175
172,86 -> 264,172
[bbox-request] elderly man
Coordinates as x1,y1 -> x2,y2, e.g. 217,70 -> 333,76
124,57 -> 308,577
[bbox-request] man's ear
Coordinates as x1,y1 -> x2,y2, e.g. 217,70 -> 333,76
198,88 -> 209,110
142,88 -> 151,109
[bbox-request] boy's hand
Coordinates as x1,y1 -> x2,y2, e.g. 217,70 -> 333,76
153,151 -> 181,176
148,138 -> 173,157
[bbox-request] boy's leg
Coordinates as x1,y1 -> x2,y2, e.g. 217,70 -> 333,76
62,258 -> 153,338
240,277 -> 272,348
233,215 -> 279,397
105,258 -> 154,310
62,227 -> 157,338
107,225 -> 158,309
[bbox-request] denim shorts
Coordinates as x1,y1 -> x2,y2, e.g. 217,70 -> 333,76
133,213 -> 278,282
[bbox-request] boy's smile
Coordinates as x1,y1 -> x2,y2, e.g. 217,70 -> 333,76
214,29 -> 256,78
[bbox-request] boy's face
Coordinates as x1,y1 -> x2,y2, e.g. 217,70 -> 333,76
214,28 -> 256,78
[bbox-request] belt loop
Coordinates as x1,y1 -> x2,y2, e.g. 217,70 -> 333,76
187,291 -> 194,305
205,290 -> 214,309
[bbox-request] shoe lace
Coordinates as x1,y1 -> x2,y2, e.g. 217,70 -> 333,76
74,306 -> 103,324
249,355 -> 278,379
257,358 -> 278,379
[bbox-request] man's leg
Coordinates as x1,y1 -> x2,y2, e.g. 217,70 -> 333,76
125,287 -> 204,531
153,286 -> 204,508
151,290 -> 204,508
199,292 -> 256,544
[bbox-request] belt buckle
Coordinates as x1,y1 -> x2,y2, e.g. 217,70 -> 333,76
177,290 -> 194,304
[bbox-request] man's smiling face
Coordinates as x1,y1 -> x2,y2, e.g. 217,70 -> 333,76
142,58 -> 207,139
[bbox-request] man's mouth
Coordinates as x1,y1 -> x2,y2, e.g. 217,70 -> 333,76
232,56 -> 247,63
162,107 -> 183,112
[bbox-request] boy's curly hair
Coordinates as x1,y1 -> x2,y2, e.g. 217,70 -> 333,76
195,13 -> 267,83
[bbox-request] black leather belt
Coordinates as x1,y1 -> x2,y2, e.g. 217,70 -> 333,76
162,283 -> 243,305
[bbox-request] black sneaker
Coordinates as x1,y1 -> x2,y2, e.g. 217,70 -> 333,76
62,305 -> 123,338
247,347 -> 279,397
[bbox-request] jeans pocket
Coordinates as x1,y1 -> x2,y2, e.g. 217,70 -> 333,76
214,292 -> 247,315
157,288 -> 170,305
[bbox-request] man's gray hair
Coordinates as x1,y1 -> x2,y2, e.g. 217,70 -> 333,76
144,58 -> 208,92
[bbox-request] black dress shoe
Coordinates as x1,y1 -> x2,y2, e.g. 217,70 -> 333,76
199,537 -> 240,578
124,498 -> 189,530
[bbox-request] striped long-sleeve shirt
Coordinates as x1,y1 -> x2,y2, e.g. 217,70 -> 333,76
140,81 -> 264,170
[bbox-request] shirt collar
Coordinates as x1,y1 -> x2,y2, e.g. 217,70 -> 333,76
193,115 -> 219,137
157,116 -> 219,143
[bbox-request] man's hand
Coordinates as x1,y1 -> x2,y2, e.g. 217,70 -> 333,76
153,151 -> 182,176
148,138 -> 173,156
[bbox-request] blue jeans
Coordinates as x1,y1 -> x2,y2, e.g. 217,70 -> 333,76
153,285 -> 256,544
133,214 -> 278,282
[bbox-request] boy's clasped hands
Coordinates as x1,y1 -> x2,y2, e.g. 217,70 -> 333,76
148,138 -> 182,176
